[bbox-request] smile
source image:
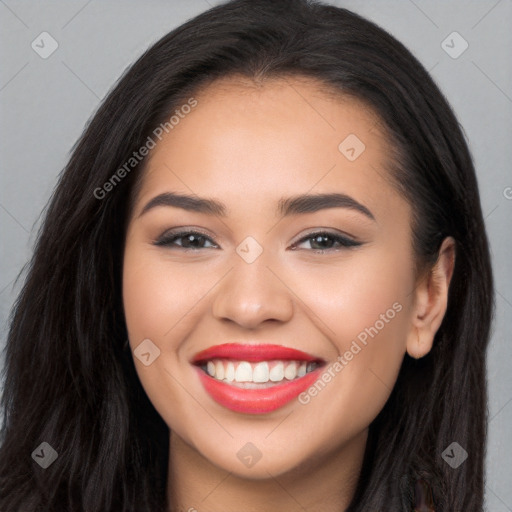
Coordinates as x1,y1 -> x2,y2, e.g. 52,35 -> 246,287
191,343 -> 325,414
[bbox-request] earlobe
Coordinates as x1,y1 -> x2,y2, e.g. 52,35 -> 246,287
406,237 -> 456,359
407,327 -> 427,360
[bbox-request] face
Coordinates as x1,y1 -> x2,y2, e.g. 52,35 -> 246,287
122,76 -> 418,479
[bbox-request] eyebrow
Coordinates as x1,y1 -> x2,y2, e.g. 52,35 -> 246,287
139,191 -> 375,220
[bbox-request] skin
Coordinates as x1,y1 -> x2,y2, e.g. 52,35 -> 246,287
122,75 -> 455,512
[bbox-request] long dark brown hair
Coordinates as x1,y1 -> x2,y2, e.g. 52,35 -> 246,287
0,0 -> 493,510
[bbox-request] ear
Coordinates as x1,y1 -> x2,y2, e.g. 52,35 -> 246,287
406,237 -> 456,359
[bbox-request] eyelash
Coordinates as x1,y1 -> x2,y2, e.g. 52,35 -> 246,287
153,229 -> 362,253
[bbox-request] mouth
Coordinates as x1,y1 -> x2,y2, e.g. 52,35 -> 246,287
191,343 -> 326,414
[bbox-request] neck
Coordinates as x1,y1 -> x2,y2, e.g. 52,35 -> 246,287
166,429 -> 367,512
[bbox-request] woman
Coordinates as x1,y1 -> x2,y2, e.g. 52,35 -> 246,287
0,0 -> 493,510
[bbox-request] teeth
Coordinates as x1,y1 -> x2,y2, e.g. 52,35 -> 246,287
235,362 -> 252,382
307,362 -> 318,373
201,359 -> 318,384
284,362 -> 297,380
225,362 -> 235,382
253,362 -> 269,383
269,362 -> 284,382
215,360 -> 224,380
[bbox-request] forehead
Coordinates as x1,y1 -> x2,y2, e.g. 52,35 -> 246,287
135,75 -> 406,223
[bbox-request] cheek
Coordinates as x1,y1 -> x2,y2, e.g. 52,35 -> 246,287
122,245 -> 207,342
289,244 -> 413,346
122,244 -> 211,437
288,247 -> 413,429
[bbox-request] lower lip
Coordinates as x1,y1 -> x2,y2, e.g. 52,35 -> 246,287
194,365 -> 322,414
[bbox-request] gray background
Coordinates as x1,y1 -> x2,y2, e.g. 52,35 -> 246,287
1,0 -> 511,509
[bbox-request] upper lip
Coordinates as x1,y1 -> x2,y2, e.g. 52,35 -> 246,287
191,343 -> 324,364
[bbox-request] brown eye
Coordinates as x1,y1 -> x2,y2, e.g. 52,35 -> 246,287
292,231 -> 362,252
154,230 -> 217,250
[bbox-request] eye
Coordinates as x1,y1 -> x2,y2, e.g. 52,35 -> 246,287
291,231 -> 362,253
153,230 -> 217,250
153,229 -> 362,253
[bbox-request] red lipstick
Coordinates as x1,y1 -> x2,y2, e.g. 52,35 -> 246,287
192,343 -> 324,414
191,343 -> 318,363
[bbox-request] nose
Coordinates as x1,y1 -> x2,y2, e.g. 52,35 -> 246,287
211,252 -> 294,329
